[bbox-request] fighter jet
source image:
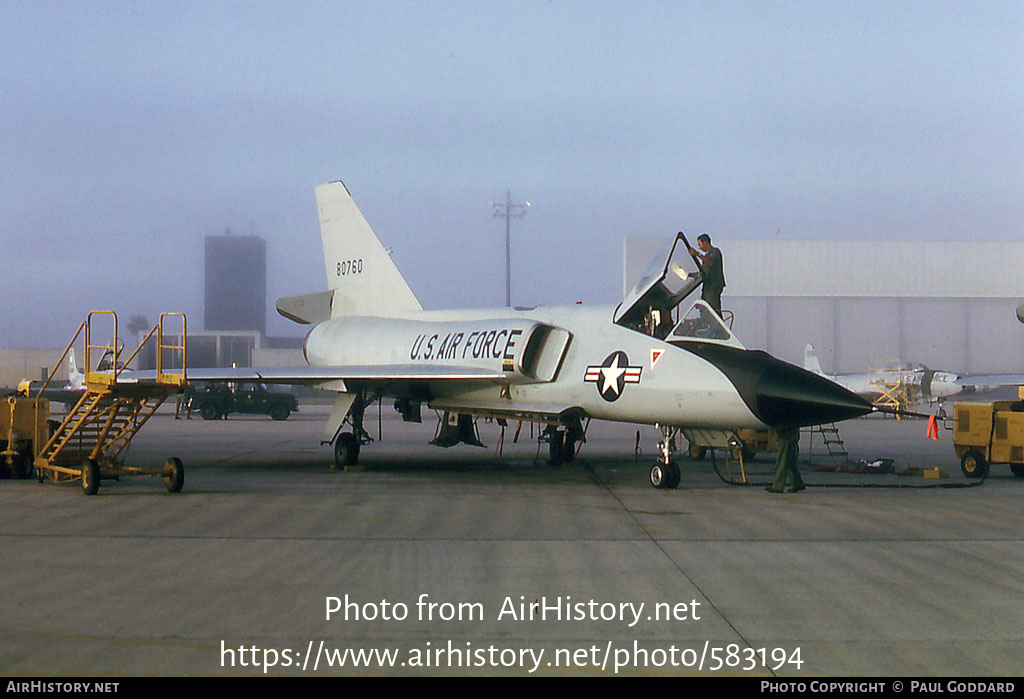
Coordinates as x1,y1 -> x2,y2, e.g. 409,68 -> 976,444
802,344 -> 965,404
12,347 -> 87,407
803,344 -> 1016,406
175,181 -> 873,488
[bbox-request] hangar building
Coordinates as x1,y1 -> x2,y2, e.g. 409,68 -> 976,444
624,238 -> 1024,375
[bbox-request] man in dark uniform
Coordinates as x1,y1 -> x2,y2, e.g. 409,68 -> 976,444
688,233 -> 726,317
766,426 -> 806,493
176,381 -> 195,420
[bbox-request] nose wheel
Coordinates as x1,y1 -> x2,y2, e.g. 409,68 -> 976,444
650,425 -> 681,489
650,461 -> 681,489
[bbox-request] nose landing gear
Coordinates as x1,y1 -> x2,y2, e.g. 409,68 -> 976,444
650,425 -> 681,489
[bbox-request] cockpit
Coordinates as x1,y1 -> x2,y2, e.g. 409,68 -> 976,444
670,301 -> 733,342
614,233 -> 743,349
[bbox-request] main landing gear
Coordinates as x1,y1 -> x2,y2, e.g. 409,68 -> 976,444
544,419 -> 584,466
333,393 -> 372,470
334,431 -> 361,468
650,424 -> 681,489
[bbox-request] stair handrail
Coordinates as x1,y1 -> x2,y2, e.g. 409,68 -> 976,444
157,313 -> 187,385
33,321 -> 86,402
116,323 -> 160,381
33,320 -> 88,460
85,310 -> 119,386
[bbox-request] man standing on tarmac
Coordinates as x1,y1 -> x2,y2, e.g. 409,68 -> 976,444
175,381 -> 195,420
766,427 -> 805,494
688,233 -> 726,317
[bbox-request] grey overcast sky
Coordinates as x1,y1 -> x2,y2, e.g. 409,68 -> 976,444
1,0 -> 1021,345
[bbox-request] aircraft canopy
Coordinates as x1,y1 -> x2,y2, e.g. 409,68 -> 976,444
613,233 -> 702,338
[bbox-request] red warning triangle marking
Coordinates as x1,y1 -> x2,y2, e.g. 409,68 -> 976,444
650,348 -> 664,369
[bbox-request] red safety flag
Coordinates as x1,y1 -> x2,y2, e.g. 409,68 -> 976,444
926,415 -> 939,440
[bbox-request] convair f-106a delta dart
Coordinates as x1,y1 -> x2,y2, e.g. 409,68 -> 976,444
183,181 -> 873,489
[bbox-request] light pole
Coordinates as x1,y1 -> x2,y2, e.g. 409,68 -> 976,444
490,191 -> 530,307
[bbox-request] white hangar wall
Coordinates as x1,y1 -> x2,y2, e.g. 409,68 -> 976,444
624,238 -> 1024,375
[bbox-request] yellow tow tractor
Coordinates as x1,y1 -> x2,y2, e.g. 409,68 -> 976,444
952,400 -> 1024,479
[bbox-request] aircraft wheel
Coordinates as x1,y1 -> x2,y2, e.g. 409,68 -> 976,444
164,457 -> 185,493
742,445 -> 757,462
549,432 -> 564,466
335,432 -> 360,468
687,441 -> 706,460
960,450 -> 988,479
650,463 -> 669,489
13,449 -> 33,479
200,403 -> 220,421
81,458 -> 100,496
665,461 -> 681,489
562,437 -> 577,463
1011,464 -> 1024,478
269,404 -> 290,421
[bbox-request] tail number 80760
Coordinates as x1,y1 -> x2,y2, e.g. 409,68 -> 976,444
337,259 -> 363,276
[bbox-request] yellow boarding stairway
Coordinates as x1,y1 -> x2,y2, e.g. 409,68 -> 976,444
34,311 -> 188,495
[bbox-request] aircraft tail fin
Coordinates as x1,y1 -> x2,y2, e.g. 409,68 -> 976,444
67,347 -> 85,391
804,344 -> 824,375
316,181 -> 422,317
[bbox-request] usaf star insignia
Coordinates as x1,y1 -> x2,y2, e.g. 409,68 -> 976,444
584,351 -> 642,402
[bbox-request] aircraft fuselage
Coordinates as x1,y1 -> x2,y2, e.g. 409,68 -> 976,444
304,304 -> 868,431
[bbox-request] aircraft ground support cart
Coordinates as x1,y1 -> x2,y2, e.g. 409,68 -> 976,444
1,395 -> 49,480
953,401 -> 1024,479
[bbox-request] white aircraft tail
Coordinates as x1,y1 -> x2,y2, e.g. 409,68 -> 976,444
316,181 -> 422,317
67,347 -> 85,391
804,344 -> 824,375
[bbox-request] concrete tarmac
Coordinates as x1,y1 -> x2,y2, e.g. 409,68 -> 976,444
1,406 -> 1022,676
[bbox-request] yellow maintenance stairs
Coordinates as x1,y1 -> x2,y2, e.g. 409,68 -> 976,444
33,311 -> 188,495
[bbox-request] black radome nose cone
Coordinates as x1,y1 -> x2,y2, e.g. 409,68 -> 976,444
673,342 -> 873,429
755,359 -> 872,428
